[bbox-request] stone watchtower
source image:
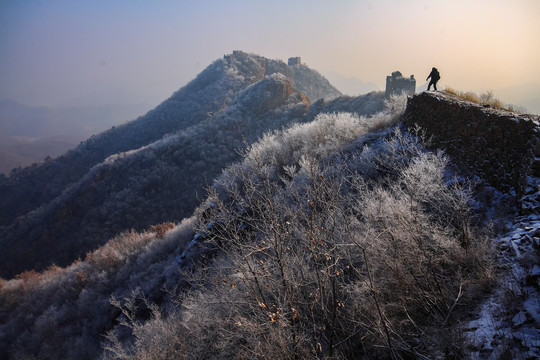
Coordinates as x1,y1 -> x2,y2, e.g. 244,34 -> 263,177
385,71 -> 416,98
288,57 -> 301,66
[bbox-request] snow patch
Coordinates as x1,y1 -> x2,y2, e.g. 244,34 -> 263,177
464,176 -> 540,359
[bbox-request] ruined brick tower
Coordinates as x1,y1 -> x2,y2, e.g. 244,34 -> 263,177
288,57 -> 301,66
385,71 -> 416,98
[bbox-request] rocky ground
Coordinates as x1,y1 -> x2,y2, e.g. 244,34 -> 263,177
465,176 -> 540,359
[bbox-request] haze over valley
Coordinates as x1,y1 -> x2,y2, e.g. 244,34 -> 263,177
1,1 -> 539,359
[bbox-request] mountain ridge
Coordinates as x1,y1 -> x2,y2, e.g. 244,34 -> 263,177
0,52 -> 383,278
0,51 -> 341,229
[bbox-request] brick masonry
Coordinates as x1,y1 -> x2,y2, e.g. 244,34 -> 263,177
403,91 -> 540,196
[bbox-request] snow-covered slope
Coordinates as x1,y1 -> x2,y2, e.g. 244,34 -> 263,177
0,53 -> 380,278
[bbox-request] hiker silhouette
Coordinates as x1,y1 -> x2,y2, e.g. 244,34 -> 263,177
426,67 -> 440,91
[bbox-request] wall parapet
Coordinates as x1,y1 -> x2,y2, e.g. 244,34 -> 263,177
403,91 -> 539,196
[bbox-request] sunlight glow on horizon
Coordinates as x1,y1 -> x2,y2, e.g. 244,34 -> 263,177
0,0 -> 538,108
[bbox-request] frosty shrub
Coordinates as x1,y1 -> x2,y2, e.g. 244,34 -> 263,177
102,126 -> 493,359
444,87 -> 515,112
214,98 -> 407,196
0,217 -> 196,360
151,222 -> 175,239
102,290 -> 188,360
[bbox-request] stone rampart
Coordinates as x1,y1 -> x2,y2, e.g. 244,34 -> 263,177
403,91 -> 540,196
288,57 -> 301,66
386,71 -> 416,98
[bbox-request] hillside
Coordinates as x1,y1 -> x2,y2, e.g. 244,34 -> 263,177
1,88 -> 538,359
0,52 -> 386,278
0,96 -> 405,360
0,51 -> 341,230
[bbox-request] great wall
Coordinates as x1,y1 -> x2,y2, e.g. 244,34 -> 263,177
403,91 -> 540,198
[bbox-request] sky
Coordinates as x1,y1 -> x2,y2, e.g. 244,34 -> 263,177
1,0 -> 539,110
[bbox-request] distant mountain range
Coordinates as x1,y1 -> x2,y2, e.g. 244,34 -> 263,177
0,51 -> 384,278
0,100 -> 152,174
496,82 -> 540,115
324,70 -> 380,95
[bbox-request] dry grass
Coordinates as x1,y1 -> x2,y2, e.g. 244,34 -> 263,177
444,87 -> 517,112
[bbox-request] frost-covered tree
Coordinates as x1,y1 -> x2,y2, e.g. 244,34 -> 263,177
102,106 -> 493,360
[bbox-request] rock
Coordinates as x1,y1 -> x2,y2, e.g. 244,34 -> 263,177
512,329 -> 540,347
532,265 -> 540,277
486,344 -> 509,360
523,298 -> 540,323
512,311 -> 527,327
511,241 -> 521,257
533,237 -> 540,251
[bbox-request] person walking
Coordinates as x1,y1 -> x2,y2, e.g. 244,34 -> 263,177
426,67 -> 440,91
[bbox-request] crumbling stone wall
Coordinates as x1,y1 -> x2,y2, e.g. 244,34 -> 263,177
288,57 -> 301,66
385,71 -> 416,98
403,91 -> 540,196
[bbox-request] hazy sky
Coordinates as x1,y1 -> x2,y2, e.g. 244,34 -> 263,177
1,0 -> 539,108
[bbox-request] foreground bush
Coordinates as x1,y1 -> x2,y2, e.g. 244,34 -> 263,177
103,117 -> 493,359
